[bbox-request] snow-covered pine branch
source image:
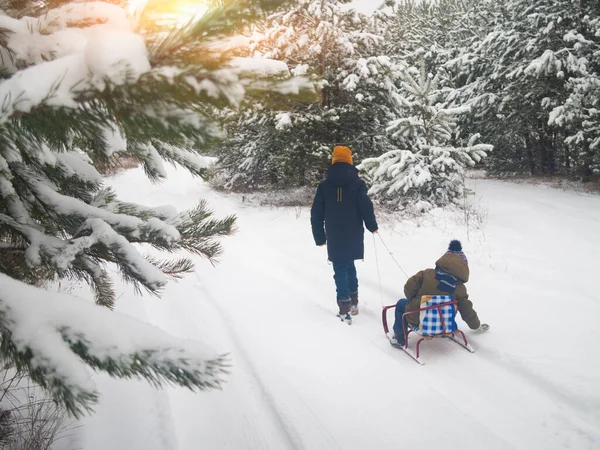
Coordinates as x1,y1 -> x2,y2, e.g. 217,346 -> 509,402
0,273 -> 228,418
0,0 -> 305,414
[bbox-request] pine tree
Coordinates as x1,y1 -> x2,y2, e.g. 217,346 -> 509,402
214,0 -> 403,190
359,66 -> 491,211
0,0 -> 307,416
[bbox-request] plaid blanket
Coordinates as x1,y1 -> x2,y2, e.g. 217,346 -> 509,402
416,295 -> 458,336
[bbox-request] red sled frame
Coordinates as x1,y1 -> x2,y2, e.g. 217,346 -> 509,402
382,299 -> 474,364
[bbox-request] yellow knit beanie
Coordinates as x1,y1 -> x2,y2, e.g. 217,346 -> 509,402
332,146 -> 353,165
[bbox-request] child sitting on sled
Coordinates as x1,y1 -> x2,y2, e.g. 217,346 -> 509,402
391,240 -> 489,347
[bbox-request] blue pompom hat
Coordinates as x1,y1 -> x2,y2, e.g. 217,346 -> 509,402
446,240 -> 468,265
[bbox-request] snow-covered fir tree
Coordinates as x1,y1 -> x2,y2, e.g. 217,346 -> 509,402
0,0 -> 310,416
359,66 -> 491,211
214,0 -> 403,190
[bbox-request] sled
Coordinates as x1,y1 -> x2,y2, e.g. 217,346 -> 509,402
382,295 -> 474,365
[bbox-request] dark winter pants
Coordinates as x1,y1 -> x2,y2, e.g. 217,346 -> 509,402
332,261 -> 358,300
392,298 -> 410,337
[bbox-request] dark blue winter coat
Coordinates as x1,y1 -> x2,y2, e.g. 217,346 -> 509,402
310,163 -> 378,262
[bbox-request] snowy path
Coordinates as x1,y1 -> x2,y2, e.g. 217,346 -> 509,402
79,168 -> 600,450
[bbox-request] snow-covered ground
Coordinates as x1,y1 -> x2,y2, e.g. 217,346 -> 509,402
63,166 -> 600,450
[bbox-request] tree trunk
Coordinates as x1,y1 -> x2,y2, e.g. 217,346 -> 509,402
537,121 -> 556,175
525,133 -> 536,175
298,147 -> 307,187
565,144 -> 571,172
581,139 -> 593,182
299,166 -> 306,187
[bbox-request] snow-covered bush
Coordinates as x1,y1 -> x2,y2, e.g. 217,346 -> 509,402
0,0 -> 310,416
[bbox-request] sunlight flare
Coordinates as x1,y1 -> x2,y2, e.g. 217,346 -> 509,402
128,0 -> 209,26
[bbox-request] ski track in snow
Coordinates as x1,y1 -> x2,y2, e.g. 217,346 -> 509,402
194,277 -> 305,450
77,296 -> 182,450
153,390 -> 179,450
79,168 -> 600,450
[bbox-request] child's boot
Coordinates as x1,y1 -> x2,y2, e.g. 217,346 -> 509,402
390,333 -> 405,348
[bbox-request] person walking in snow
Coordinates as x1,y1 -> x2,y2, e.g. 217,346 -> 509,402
390,240 -> 489,346
310,146 -> 378,325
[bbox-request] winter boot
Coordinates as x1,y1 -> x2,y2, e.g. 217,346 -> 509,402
337,298 -> 352,325
350,291 -> 359,316
390,333 -> 405,348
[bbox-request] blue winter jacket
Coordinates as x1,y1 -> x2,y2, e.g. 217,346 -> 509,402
310,163 -> 378,262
